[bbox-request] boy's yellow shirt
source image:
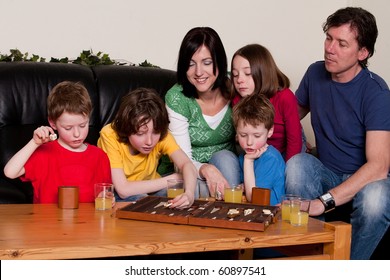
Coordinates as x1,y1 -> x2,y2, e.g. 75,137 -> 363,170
98,124 -> 180,181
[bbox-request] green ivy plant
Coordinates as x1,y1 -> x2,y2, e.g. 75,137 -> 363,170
138,59 -> 160,68
0,49 -> 45,62
68,50 -> 115,66
0,48 -> 159,67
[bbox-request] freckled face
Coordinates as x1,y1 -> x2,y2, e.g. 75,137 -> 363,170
236,120 -> 273,154
186,45 -> 218,95
232,55 -> 255,97
49,112 -> 89,151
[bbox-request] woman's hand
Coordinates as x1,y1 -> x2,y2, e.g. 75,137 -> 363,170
199,163 -> 229,196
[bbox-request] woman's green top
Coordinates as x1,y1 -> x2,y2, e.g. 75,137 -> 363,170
165,84 -> 236,163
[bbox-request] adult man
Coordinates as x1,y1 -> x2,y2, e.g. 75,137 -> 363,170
285,7 -> 390,259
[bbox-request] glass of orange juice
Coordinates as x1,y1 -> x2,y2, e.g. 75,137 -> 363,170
94,183 -> 114,210
167,179 -> 184,198
281,194 -> 300,222
290,198 -> 310,226
224,184 -> 243,203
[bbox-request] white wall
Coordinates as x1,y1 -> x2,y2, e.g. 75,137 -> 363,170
1,0 -> 389,144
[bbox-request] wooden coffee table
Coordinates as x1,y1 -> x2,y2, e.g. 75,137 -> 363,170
0,202 -> 351,260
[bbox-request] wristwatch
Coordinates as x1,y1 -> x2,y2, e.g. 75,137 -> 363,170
318,192 -> 336,213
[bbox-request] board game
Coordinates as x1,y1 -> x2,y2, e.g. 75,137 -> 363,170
115,196 -> 280,231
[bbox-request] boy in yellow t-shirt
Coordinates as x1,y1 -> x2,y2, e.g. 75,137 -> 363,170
98,88 -> 196,208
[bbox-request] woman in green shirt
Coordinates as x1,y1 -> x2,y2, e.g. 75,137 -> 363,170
165,27 -> 240,198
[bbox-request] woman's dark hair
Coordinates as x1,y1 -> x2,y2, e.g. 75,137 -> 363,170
111,88 -> 169,144
323,7 -> 378,67
176,27 -> 231,99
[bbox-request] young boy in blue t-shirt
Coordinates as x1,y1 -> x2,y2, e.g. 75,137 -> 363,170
232,94 -> 285,205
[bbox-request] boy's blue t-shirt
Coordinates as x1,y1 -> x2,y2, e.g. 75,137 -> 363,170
239,145 -> 286,205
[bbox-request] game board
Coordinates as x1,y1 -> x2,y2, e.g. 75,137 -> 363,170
115,196 -> 279,231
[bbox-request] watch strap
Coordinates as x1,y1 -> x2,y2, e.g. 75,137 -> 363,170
318,192 -> 336,213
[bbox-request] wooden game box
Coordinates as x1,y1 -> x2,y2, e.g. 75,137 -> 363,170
115,196 -> 280,231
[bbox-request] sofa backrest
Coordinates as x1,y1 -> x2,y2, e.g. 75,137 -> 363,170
92,65 -> 177,128
0,62 -> 176,203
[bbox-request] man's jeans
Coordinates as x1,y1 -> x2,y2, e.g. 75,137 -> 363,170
285,153 -> 390,260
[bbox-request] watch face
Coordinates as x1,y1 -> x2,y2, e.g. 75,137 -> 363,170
322,193 -> 332,200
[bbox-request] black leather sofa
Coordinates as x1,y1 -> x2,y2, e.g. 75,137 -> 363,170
0,62 -> 176,204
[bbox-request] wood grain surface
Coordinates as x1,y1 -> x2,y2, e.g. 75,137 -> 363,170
0,202 -> 351,260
